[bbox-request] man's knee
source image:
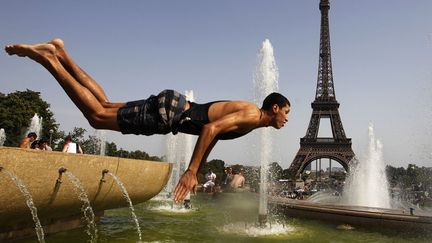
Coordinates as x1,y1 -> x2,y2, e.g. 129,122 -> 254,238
87,111 -> 111,129
88,117 -> 103,129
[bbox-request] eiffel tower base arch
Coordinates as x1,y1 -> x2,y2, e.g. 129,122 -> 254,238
287,142 -> 355,180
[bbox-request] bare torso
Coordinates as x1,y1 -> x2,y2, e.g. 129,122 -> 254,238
183,100 -> 262,135
230,174 -> 245,188
19,137 -> 32,149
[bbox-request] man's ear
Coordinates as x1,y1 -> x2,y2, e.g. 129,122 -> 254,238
272,104 -> 279,113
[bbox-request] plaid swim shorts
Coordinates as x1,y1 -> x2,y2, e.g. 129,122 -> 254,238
117,90 -> 186,135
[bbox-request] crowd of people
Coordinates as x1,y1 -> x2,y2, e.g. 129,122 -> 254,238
201,167 -> 247,194
19,132 -> 83,154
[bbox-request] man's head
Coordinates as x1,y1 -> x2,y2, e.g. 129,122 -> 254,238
38,139 -> 48,147
27,132 -> 37,141
65,135 -> 72,143
261,92 -> 291,129
30,140 -> 39,149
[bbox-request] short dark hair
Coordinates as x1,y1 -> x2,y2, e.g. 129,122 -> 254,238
27,132 -> 37,139
30,140 -> 39,149
65,135 -> 72,142
261,92 -> 290,111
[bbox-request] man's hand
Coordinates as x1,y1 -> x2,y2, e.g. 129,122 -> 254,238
174,169 -> 198,203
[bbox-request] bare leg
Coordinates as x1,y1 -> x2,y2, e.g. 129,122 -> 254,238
5,42 -> 121,131
49,38 -> 124,108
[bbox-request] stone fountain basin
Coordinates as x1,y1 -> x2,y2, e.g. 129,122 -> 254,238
269,196 -> 432,233
0,147 -> 172,239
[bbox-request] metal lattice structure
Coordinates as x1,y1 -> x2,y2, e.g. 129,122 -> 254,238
287,0 -> 355,179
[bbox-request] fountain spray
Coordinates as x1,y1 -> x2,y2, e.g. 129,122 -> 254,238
28,114 -> 43,139
253,39 -> 279,225
343,123 -> 391,208
0,167 -> 45,243
183,90 -> 195,207
0,128 -> 6,146
107,172 -> 143,242
63,169 -> 98,242
165,133 -> 180,198
95,130 -> 106,155
164,90 -> 195,208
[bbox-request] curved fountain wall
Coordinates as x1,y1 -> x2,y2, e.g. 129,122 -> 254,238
0,147 -> 172,240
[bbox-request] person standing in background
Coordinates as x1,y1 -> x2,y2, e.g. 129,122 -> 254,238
62,135 -> 83,154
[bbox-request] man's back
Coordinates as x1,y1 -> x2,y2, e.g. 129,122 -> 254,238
19,137 -> 31,148
230,174 -> 245,188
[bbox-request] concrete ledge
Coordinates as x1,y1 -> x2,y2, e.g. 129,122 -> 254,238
269,196 -> 432,233
0,147 -> 172,240
0,211 -> 104,242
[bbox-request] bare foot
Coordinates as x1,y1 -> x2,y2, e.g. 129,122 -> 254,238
5,42 -> 56,64
49,38 -> 64,49
49,38 -> 68,62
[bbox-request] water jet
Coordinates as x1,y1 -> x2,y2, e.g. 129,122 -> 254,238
0,128 -> 6,146
254,39 -> 279,225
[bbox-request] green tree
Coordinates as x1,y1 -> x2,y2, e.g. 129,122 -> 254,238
243,166 -> 260,192
386,164 -> 432,197
0,90 -> 59,146
105,142 -> 118,156
406,164 -> 420,187
116,148 -> 130,158
268,162 -> 283,181
79,133 -> 105,155
281,168 -> 292,180
231,164 -> 245,174
386,165 -> 406,188
198,159 -> 225,184
129,150 -> 151,160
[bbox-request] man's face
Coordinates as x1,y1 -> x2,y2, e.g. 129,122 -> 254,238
272,104 -> 290,129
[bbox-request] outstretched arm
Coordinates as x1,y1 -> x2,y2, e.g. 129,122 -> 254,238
174,109 -> 257,203
174,138 -> 217,203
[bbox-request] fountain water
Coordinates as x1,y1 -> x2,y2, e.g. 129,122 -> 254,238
342,123 -> 391,208
163,90 -> 195,206
253,39 -> 279,223
27,114 -> 43,139
107,172 -> 143,242
64,170 -> 98,242
182,90 -> 195,203
183,90 -> 195,165
0,167 -> 45,243
0,128 -> 6,146
95,130 -> 106,156
165,133 -> 180,198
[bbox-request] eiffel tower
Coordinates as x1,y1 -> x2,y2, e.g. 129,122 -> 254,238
288,0 -> 355,179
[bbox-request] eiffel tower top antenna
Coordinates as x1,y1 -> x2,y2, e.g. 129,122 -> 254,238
316,0 -> 336,102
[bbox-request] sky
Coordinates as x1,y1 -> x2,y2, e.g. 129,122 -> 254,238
1,0 -> 431,169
